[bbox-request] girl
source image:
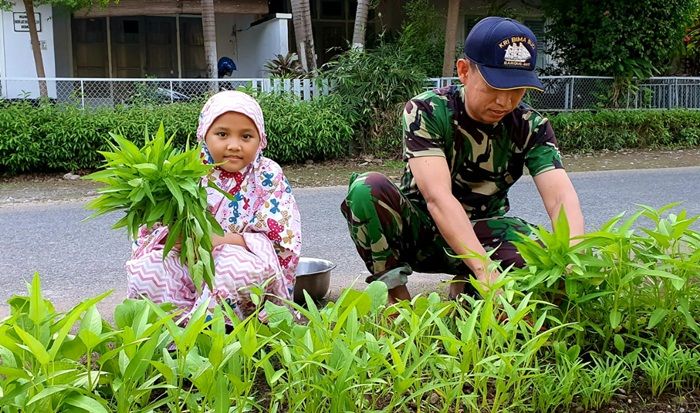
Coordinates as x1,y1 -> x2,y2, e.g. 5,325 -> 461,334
125,91 -> 302,321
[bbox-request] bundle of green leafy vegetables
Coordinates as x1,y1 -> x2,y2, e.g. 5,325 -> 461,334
85,124 -> 225,291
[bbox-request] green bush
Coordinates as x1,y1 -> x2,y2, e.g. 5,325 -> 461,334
257,93 -> 352,162
398,0 -> 446,78
0,95 -> 352,175
549,109 -> 700,152
323,42 -> 425,156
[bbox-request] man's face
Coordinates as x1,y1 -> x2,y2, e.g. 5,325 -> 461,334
456,59 -> 527,124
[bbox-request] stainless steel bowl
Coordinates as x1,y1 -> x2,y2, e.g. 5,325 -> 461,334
293,257 -> 335,303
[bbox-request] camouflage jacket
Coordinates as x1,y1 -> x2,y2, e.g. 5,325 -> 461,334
400,85 -> 564,220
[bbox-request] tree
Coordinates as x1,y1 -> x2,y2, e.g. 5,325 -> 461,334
351,0 -> 371,51
442,0 -> 460,77
542,0 -> 699,78
22,1 -> 47,96
290,0 -> 317,72
398,0 -> 444,78
0,0 -> 113,97
201,0 -> 217,80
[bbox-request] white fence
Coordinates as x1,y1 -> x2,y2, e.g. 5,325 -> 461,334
0,77 -> 331,108
3,76 -> 700,111
427,76 -> 700,111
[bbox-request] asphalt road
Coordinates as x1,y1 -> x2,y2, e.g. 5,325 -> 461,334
2,167 -> 699,318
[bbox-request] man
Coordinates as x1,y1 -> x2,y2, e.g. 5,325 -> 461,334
341,17 -> 584,303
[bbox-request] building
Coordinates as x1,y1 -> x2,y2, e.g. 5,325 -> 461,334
0,0 -> 291,98
1,0 -> 549,99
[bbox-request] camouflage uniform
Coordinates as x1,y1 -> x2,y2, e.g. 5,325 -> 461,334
341,85 -> 564,289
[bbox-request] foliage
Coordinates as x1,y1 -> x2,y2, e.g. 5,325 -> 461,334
511,204 -> 700,354
263,53 -> 307,79
0,96 -> 352,176
679,12 -> 700,75
84,125 -> 224,291
549,109 -> 700,153
640,338 -> 700,396
323,41 -> 425,156
256,92 -> 353,162
3,203 -> 700,412
541,0 -> 698,77
397,0 -> 445,78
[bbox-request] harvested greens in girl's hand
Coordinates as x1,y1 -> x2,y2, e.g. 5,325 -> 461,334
84,123 -> 223,292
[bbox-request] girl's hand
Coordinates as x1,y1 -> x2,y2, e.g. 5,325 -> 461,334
212,232 -> 248,250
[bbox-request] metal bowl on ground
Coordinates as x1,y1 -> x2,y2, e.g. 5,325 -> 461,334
293,257 -> 335,303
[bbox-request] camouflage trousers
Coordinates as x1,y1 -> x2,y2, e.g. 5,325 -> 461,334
340,172 -> 534,290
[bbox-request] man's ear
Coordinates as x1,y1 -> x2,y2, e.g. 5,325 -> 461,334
456,59 -> 470,84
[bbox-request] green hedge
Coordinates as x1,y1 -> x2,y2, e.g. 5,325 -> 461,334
0,95 -> 352,175
2,97 -> 700,176
550,109 -> 700,152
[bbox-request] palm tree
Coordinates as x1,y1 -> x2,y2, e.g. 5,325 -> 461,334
290,0 -> 317,72
201,0 -> 217,80
351,0 -> 371,51
442,0 -> 461,77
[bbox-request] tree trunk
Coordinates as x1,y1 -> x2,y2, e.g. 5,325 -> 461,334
351,0 -> 370,51
23,0 -> 47,98
201,0 -> 218,86
290,0 -> 316,72
442,0 -> 460,78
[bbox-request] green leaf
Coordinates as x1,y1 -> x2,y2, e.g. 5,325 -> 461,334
163,178 -> 185,213
13,325 -> 50,365
647,308 -> 668,329
64,393 -> 109,413
28,272 -> 45,325
614,334 -> 625,353
78,306 -> 103,349
365,281 -> 388,314
27,386 -> 70,406
609,309 -> 622,329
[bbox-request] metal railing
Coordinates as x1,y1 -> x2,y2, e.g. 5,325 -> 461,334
0,77 -> 332,108
427,76 -> 700,111
3,76 -> 700,111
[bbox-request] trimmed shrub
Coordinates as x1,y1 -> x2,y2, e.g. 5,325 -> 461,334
257,93 -> 353,162
0,94 -> 352,175
549,109 -> 700,152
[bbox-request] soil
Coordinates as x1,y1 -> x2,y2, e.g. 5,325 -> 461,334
2,148 -> 700,206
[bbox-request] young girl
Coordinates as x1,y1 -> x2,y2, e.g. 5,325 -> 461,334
125,91 -> 302,321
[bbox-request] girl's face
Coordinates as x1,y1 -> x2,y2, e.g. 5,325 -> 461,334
205,112 -> 261,173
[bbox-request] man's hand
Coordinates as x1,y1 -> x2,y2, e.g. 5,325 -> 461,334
449,269 -> 502,300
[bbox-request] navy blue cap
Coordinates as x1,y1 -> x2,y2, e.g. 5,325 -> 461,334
465,17 -> 544,91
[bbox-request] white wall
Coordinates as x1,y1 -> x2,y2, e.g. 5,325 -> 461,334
0,3 -> 56,98
215,13 -> 291,78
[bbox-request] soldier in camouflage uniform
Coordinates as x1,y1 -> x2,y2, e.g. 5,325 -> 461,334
341,17 -> 585,303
